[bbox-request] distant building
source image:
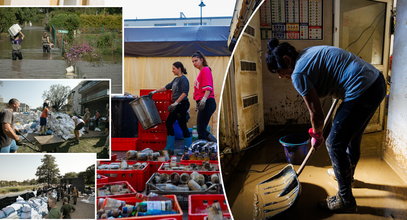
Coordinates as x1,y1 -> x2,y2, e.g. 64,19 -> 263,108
67,82 -> 84,115
125,16 -> 232,27
0,0 -> 104,5
18,103 -> 30,112
78,81 -> 109,116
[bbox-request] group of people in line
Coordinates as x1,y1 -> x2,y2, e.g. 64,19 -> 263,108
10,30 -> 53,60
38,185 -> 78,219
148,51 -> 217,153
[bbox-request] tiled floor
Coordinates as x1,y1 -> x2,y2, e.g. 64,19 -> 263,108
225,129 -> 407,219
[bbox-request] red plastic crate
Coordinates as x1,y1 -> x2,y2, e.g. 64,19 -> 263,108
97,175 -> 109,184
147,161 -> 167,178
155,100 -> 171,111
157,162 -> 220,176
180,159 -> 219,164
112,138 -> 139,151
158,110 -> 170,121
137,138 -> 167,151
99,194 -> 183,220
97,181 -> 138,199
97,161 -> 150,192
188,194 -> 231,220
140,89 -> 172,101
138,123 -> 167,138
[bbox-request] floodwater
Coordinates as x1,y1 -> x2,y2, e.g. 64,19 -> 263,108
0,26 -> 122,93
227,131 -> 407,220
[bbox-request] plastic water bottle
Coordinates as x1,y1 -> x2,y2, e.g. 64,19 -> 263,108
120,160 -> 128,169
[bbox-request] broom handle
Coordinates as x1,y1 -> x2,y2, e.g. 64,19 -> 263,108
297,99 -> 339,176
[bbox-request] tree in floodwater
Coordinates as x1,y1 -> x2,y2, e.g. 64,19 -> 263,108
35,155 -> 60,187
42,84 -> 71,111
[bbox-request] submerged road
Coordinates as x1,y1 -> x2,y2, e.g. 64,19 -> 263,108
0,26 -> 122,93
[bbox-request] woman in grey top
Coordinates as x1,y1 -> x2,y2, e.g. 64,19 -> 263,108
266,38 -> 385,212
150,61 -> 192,153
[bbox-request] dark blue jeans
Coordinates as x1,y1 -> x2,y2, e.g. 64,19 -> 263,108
326,73 -> 386,204
197,98 -> 216,140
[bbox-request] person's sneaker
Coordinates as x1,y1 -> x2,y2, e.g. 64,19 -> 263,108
319,194 -> 357,213
327,168 -> 355,187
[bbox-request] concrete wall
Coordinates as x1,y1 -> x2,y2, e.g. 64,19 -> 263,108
384,0 -> 407,182
261,0 -> 334,125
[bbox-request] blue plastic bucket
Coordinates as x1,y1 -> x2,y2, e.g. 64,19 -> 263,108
279,134 -> 310,165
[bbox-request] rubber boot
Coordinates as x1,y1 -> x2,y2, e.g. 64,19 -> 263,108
164,136 -> 175,152
184,136 -> 193,148
207,133 -> 217,143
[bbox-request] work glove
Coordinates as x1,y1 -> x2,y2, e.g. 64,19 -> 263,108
148,90 -> 157,98
308,128 -> 324,149
198,97 -> 207,111
168,102 -> 179,112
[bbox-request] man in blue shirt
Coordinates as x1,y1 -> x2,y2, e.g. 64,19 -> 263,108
266,38 -> 386,212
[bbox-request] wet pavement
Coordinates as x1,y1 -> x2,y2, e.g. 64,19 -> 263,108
0,26 -> 122,93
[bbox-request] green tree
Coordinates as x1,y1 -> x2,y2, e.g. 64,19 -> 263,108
64,172 -> 78,179
15,8 -> 38,24
42,84 -> 71,111
0,8 -> 17,35
35,155 -> 60,187
85,164 -> 95,184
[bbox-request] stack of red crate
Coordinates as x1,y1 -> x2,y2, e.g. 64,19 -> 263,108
137,89 -> 172,151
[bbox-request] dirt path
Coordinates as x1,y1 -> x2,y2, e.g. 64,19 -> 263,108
56,196 -> 95,219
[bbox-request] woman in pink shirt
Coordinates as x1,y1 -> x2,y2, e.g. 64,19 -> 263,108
192,51 -> 217,142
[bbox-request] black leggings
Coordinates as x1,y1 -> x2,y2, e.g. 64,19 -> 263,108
197,98 -> 216,140
166,100 -> 191,137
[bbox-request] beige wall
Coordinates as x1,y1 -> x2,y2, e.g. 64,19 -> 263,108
124,56 -> 229,137
220,12 -> 264,150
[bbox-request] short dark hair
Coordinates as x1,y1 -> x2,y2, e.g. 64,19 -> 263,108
8,98 -> 19,105
266,38 -> 299,73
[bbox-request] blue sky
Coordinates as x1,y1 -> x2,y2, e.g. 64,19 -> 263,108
0,80 -> 82,109
0,154 -> 95,182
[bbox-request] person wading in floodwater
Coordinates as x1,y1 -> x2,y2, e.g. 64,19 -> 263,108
10,31 -> 24,60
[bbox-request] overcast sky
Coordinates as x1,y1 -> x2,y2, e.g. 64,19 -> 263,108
105,0 -> 236,19
0,80 -> 82,109
0,154 -> 95,182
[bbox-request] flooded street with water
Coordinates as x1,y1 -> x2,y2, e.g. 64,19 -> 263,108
0,26 -> 122,93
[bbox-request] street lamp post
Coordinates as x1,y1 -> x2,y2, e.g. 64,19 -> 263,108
199,0 -> 206,25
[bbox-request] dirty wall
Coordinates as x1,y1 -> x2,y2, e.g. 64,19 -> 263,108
124,56 -> 229,137
385,0 -> 407,182
224,12 -> 264,150
261,0 -> 334,125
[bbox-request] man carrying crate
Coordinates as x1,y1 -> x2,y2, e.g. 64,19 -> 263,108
10,31 -> 25,60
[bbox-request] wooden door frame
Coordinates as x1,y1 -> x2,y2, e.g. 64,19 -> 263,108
333,0 -> 392,132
